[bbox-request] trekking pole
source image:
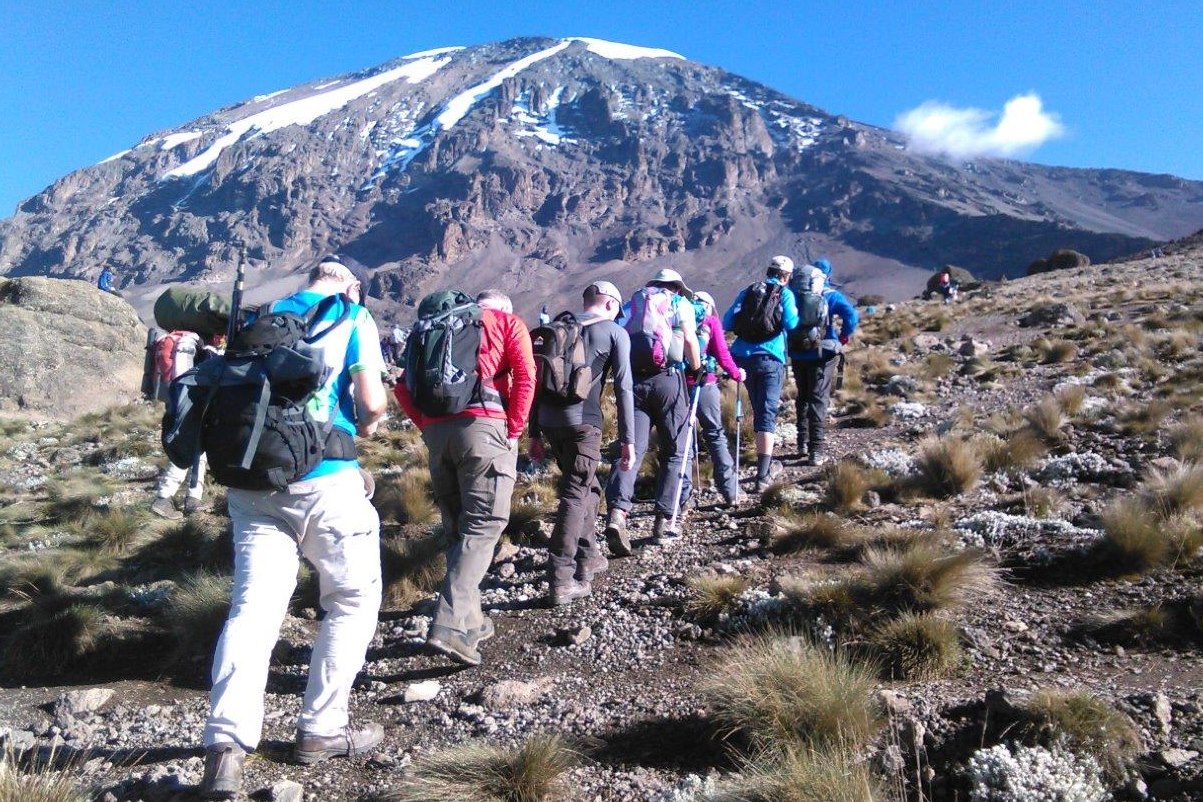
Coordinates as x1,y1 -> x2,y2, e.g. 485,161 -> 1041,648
668,381 -> 704,533
733,379 -> 743,506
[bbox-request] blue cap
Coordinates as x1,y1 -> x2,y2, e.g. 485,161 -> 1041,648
815,258 -> 833,276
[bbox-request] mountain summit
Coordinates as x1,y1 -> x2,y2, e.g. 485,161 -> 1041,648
3,36 -> 1202,317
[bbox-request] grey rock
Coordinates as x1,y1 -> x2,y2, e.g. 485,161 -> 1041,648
1018,302 -> 1085,328
558,625 -> 593,646
877,689 -> 913,716
478,677 -> 554,710
0,728 -> 37,752
403,680 -> 442,703
1154,692 -> 1173,736
1158,748 -> 1197,768
269,780 -> 305,802
985,687 -> 1032,716
958,336 -> 990,357
54,688 -> 115,723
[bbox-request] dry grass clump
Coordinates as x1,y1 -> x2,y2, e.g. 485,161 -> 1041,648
758,481 -> 796,511
1078,595 -> 1203,646
1169,416 -> 1203,462
1023,486 -> 1065,519
1119,399 -> 1173,435
1055,384 -> 1087,416
0,602 -> 107,679
701,747 -> 882,802
1139,461 -> 1203,517
856,541 -> 996,617
1022,396 -> 1065,444
370,733 -> 576,802
824,460 -> 874,511
381,530 -> 450,610
911,436 -> 982,498
870,612 -> 962,680
1098,498 -> 1202,573
703,634 -> 881,753
766,511 -> 858,555
686,575 -> 751,623
837,395 -> 889,429
979,427 -> 1048,472
924,353 -> 956,378
161,570 -> 231,660
374,468 -> 438,526
0,747 -> 91,802
1036,338 -> 1078,364
83,507 -> 146,554
1017,689 -> 1141,780
42,473 -> 114,520
505,502 -> 548,542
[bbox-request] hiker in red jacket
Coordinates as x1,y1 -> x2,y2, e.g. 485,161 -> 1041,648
394,289 -> 535,667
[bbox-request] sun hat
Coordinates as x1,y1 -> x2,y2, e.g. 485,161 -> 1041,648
649,268 -> 694,299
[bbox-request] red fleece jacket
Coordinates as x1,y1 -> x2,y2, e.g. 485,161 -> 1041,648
395,308 -> 536,439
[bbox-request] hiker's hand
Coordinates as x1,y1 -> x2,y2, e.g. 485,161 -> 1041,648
358,419 -> 381,438
619,442 -> 636,472
839,335 -> 850,346
737,368 -> 746,382
507,437 -> 519,451
529,437 -> 545,462
691,365 -> 708,384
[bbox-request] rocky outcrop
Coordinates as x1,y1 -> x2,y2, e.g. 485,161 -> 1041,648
0,277 -> 146,419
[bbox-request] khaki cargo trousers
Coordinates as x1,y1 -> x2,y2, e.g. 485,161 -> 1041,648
422,416 -> 517,635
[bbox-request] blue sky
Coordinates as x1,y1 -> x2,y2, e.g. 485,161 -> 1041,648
2,1 -> 1201,215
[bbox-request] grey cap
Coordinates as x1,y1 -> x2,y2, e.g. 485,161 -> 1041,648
586,280 -> 623,304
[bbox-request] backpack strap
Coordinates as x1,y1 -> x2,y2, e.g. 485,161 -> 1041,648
303,294 -> 353,343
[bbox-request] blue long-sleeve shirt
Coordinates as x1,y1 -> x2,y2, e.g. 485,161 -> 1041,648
98,269 -> 115,292
722,278 -> 799,364
788,288 -> 859,362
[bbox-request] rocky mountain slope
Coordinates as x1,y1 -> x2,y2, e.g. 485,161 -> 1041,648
2,37 -> 1202,321
1,238 -> 1202,800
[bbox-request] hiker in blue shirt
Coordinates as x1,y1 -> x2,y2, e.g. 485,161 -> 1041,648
787,258 -> 858,466
722,255 -> 799,492
97,266 -> 122,297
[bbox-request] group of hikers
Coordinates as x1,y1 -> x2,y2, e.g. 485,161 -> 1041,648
145,254 -> 857,798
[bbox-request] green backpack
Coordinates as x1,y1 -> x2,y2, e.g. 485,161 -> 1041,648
403,290 -> 493,417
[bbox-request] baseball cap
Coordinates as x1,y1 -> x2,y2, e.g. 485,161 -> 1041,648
319,254 -> 371,296
694,291 -> 716,311
586,280 -> 623,304
649,268 -> 694,299
769,255 -> 795,274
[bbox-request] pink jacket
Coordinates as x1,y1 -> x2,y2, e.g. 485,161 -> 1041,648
687,314 -> 741,386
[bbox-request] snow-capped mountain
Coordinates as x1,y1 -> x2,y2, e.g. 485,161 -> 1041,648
2,36 -> 1202,319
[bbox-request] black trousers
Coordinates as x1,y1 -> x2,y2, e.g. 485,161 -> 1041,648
544,424 -> 605,585
792,358 -> 839,452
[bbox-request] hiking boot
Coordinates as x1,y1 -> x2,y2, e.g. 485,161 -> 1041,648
294,720 -> 384,765
752,460 -> 784,493
199,742 -> 245,800
426,626 -> 482,667
796,440 -> 809,460
151,497 -> 182,521
184,497 -> 204,515
549,578 -> 592,606
805,450 -> 827,468
604,509 -> 632,557
653,513 -> 682,545
469,617 -> 495,646
576,554 -> 609,581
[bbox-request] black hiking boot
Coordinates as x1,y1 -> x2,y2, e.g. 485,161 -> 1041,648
199,742 -> 245,800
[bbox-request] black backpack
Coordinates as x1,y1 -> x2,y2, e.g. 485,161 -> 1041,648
731,281 -> 785,344
403,290 -> 489,417
161,294 -> 355,491
530,312 -> 604,406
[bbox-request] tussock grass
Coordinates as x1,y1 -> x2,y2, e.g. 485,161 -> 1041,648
381,530 -> 450,610
42,473 -> 114,520
1120,399 -> 1172,435
1037,339 -> 1078,364
838,395 -> 889,429
161,571 -> 231,660
1023,486 -> 1065,519
1055,384 -> 1087,416
856,541 -> 995,616
924,353 -> 956,378
703,634 -> 881,753
702,747 -> 882,802
371,733 -> 576,802
766,511 -> 857,555
1170,416 -> 1203,462
0,746 -> 90,802
506,502 -> 548,542
825,460 -> 873,511
1,603 -> 106,679
911,436 -> 981,498
1139,461 -> 1203,516
686,575 -> 751,623
870,612 -> 962,680
1078,604 -> 1177,645
374,468 -> 438,526
758,482 -> 796,511
83,508 -> 145,554
514,478 -> 558,509
978,428 -> 1048,472
1017,689 -> 1141,781
1022,396 -> 1065,444
135,516 -> 230,576
1098,498 -> 1202,573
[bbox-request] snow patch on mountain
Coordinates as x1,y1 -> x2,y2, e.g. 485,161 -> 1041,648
402,46 -> 464,59
160,56 -> 451,181
158,132 -> 203,151
567,37 -> 685,60
510,87 -> 576,146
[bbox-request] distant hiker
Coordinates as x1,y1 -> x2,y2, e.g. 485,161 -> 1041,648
691,291 -> 745,506
394,288 -> 535,666
200,255 -> 388,800
787,258 -> 858,466
539,304 -> 552,326
938,270 -> 958,304
97,265 -> 122,297
528,281 -> 635,606
604,268 -> 703,551
390,324 -> 407,365
723,255 -> 799,492
150,330 -> 214,519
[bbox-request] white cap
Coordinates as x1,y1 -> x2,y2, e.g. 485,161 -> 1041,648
769,255 -> 795,274
694,291 -> 716,311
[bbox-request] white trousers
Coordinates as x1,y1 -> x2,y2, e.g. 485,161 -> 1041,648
157,455 -> 208,500
204,468 -> 382,749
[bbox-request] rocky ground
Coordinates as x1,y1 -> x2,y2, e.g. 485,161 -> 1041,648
1,242 -> 1202,801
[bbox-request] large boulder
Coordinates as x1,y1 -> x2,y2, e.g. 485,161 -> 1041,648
0,277 -> 146,419
1026,249 -> 1090,276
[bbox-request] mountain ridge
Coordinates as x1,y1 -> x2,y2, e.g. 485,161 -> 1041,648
2,36 -> 1201,321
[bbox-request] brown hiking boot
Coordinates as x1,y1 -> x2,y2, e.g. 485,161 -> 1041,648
184,497 -> 204,515
426,626 -> 482,666
199,742 -> 245,800
576,554 -> 609,581
151,497 -> 182,520
549,578 -> 592,607
469,617 -> 495,646
604,509 -> 632,557
294,721 -> 384,765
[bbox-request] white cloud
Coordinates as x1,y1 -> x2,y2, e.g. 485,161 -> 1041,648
894,93 -> 1065,159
